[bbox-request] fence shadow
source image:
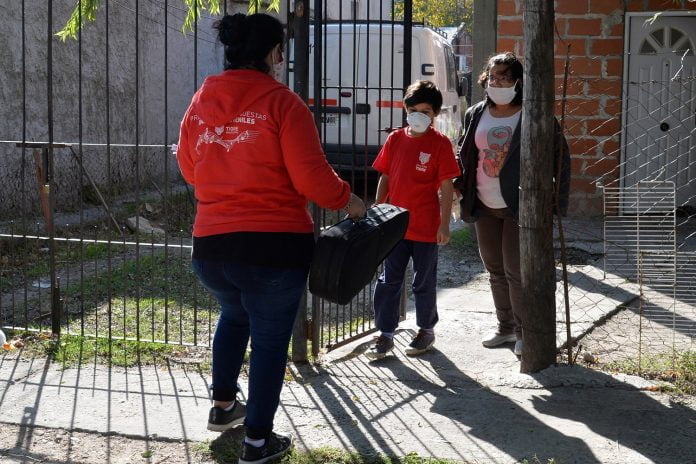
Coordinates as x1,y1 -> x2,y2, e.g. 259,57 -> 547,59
288,337 -> 695,464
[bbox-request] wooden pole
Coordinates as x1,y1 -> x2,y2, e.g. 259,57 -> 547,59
519,0 -> 556,373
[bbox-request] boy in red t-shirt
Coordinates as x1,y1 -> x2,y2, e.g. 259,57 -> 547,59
367,80 -> 461,359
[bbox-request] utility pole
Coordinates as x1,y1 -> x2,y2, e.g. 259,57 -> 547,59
519,0 -> 557,373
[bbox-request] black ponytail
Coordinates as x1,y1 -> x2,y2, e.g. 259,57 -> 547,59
214,13 -> 284,73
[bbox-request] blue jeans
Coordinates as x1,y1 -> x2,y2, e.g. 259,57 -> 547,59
192,259 -> 308,439
373,240 -> 439,333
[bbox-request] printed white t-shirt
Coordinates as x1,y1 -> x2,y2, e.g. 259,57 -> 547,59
475,107 -> 521,209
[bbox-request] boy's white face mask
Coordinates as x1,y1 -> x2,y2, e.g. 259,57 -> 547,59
486,82 -> 518,105
406,111 -> 432,133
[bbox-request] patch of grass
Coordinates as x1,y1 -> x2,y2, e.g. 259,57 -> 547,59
11,332 -> 188,368
605,351 -> 696,395
448,227 -> 474,253
51,252 -> 217,344
193,440 -> 466,464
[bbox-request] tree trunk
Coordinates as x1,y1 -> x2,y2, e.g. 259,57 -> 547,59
519,0 -> 557,373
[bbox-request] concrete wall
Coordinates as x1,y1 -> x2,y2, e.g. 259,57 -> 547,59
0,0 -> 223,219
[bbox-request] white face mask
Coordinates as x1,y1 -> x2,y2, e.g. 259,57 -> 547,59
486,82 -> 518,105
406,112 -> 432,133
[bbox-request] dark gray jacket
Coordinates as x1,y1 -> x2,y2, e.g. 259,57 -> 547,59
455,101 -> 571,223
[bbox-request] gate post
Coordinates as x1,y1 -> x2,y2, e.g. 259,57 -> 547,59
290,0 -> 311,362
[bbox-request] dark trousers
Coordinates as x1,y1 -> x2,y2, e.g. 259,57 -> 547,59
373,239 -> 439,333
192,259 -> 307,439
474,203 -> 523,338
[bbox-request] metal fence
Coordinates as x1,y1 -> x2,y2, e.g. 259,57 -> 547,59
0,0 -> 424,357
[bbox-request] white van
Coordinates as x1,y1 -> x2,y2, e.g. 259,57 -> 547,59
290,22 -> 465,171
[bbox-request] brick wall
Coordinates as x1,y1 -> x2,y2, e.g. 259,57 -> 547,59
495,0 -> 696,216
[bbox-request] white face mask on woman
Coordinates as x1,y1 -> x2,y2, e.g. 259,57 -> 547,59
486,82 -> 518,105
406,111 -> 432,133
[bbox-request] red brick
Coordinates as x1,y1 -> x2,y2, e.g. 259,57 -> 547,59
590,38 -> 624,56
498,19 -> 524,36
589,0 -> 623,14
555,38 -> 588,56
584,157 -> 620,178
555,58 -> 568,75
555,0 -> 589,14
569,58 -> 602,77
498,0 -> 520,16
567,18 -> 603,36
554,18 -> 568,36
565,119 -> 587,136
609,22 -> 624,37
556,77 -> 586,96
600,138 -> 621,156
587,118 -> 621,137
587,79 -> 622,97
497,38 -> 519,55
603,97 -> 623,117
605,58 -> 624,78
571,178 -> 598,193
566,99 -> 601,117
570,158 -> 586,177
568,136 -> 600,156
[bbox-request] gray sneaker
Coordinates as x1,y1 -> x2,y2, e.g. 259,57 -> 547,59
481,331 -> 516,347
365,335 -> 394,360
405,330 -> 435,356
207,401 -> 246,432
514,339 -> 524,356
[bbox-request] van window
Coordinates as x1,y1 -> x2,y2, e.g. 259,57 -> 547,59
444,47 -> 457,91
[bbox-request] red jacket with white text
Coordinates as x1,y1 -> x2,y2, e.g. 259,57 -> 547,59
177,70 -> 350,237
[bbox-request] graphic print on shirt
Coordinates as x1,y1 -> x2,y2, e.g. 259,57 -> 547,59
482,126 -> 512,178
416,151 -> 431,172
191,113 -> 262,154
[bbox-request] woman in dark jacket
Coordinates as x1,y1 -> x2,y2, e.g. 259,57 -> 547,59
456,52 -> 570,357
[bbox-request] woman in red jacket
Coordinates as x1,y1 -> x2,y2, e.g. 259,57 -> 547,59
176,13 -> 365,464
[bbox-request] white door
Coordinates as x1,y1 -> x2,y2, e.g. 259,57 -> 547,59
623,14 -> 696,207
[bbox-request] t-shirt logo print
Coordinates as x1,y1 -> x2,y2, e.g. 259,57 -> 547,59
482,126 -> 512,178
416,152 -> 431,172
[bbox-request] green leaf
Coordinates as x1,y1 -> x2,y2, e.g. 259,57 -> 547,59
56,0 -> 101,42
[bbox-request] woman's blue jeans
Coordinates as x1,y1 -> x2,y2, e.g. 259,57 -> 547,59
192,259 -> 308,439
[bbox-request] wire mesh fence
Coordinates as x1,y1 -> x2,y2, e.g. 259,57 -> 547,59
554,45 -> 695,371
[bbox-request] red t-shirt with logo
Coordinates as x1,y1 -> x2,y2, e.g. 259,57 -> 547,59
372,127 -> 460,242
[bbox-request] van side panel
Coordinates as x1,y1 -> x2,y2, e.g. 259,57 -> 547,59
298,24 -> 462,170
